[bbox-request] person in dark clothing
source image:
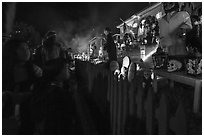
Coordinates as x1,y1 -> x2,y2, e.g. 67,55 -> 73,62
2,39 -> 42,135
31,58 -> 77,134
33,30 -> 66,68
103,27 -> 117,63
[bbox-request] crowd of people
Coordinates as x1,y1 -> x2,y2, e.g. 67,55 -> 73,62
2,30 -> 77,134
2,2 -> 202,135
2,25 -> 119,134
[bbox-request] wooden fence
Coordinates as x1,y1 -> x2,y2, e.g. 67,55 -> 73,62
76,60 -> 200,135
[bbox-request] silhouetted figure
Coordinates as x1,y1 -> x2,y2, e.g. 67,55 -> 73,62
2,39 -> 42,134
34,31 -> 66,68
31,58 -> 77,134
103,27 -> 117,63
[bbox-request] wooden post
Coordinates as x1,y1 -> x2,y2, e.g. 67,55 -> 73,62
153,72 -> 157,93
122,78 -> 128,134
136,85 -> 143,120
110,73 -> 113,132
128,82 -> 135,116
169,101 -> 187,135
107,71 -> 111,102
193,80 -> 202,113
156,93 -> 168,135
144,87 -> 154,134
113,75 -> 118,134
87,64 -> 93,93
117,77 -> 122,135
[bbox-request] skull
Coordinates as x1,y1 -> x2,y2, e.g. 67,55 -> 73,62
144,70 -> 151,80
167,60 -> 182,72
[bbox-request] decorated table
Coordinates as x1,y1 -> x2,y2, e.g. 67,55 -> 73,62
153,69 -> 202,113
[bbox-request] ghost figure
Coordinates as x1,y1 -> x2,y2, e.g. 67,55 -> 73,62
167,60 -> 182,72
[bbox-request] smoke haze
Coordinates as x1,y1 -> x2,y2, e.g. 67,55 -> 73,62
5,3 -> 16,34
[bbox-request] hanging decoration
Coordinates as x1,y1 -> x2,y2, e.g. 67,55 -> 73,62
137,15 -> 159,46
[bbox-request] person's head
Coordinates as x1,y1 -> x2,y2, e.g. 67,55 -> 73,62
163,2 -> 179,14
43,30 -> 57,46
43,58 -> 70,82
3,39 -> 30,64
104,27 -> 111,36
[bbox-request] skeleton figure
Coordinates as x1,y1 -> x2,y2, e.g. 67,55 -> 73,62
167,59 -> 182,72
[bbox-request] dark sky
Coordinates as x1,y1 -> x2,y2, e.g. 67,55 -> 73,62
3,2 -> 149,36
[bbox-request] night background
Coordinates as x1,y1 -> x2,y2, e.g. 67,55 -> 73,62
3,2 -> 149,35
3,2 -> 150,52
2,2 -> 202,135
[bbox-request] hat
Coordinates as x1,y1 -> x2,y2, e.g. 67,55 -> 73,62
45,30 -> 56,40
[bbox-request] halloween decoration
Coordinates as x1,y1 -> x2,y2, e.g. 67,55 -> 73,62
186,58 -> 202,75
142,70 -> 152,88
128,62 -> 136,82
152,49 -> 168,69
138,15 -> 159,46
119,56 -> 130,79
167,60 -> 182,72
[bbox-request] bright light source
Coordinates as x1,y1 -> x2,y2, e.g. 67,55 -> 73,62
142,46 -> 158,62
156,12 -> 162,19
132,15 -> 140,19
132,23 -> 138,28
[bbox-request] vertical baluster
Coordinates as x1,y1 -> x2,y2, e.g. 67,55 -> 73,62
136,84 -> 143,120
110,73 -> 113,133
156,93 -> 168,135
113,74 -> 118,134
145,87 -> 154,134
170,101 -> 187,135
129,82 -> 135,116
122,78 -> 128,134
117,77 -> 122,134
